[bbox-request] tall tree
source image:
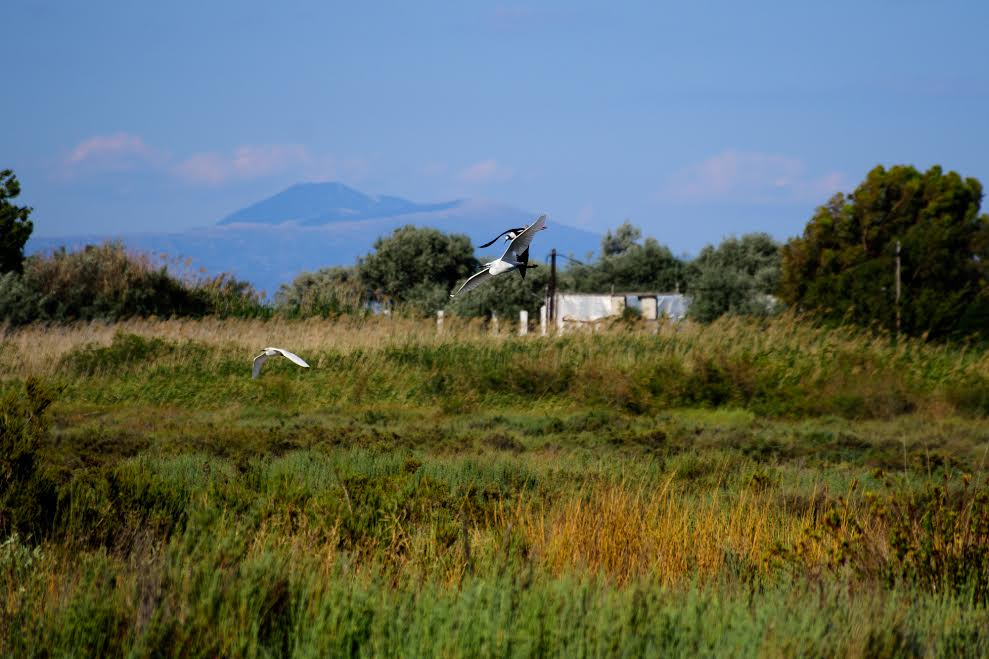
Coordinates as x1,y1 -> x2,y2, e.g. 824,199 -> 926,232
358,225 -> 477,311
687,233 -> 780,322
0,170 -> 34,274
601,221 -> 642,256
780,165 -> 989,339
562,222 -> 682,293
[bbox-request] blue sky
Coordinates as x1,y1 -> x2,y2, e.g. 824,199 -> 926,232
4,0 -> 988,254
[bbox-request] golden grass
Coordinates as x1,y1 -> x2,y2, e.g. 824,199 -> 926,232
3,312 -> 988,378
513,481 -> 832,586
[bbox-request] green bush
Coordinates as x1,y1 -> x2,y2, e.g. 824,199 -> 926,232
1,242 -> 267,325
0,379 -> 57,540
275,266 -> 365,317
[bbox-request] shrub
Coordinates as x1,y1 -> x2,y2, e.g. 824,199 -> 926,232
0,379 -> 57,539
1,242 -> 266,325
275,266 -> 365,317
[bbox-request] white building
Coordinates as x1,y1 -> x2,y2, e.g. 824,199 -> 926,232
540,292 -> 689,331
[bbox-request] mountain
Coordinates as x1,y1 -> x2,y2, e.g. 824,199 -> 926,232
218,182 -> 460,225
27,184 -> 602,297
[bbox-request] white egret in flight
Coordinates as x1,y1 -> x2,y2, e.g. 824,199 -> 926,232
252,347 -> 310,379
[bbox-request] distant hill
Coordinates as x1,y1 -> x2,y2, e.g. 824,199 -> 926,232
218,182 -> 461,225
28,184 -> 601,296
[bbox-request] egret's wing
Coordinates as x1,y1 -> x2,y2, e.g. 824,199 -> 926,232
450,268 -> 493,297
271,348 -> 310,368
252,352 -> 269,379
502,215 -> 546,261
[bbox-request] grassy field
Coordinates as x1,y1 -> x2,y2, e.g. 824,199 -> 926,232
2,315 -> 989,656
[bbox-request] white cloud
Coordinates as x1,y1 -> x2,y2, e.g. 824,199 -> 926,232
59,134 -> 368,187
458,159 -> 514,184
662,150 -> 847,204
174,144 -> 311,185
63,132 -> 158,173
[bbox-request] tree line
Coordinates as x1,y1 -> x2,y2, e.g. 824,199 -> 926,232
2,164 -> 988,339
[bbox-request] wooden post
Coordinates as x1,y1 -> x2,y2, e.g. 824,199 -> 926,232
547,248 -> 557,324
437,309 -> 444,333
492,313 -> 499,335
519,310 -> 528,335
895,240 -> 902,337
539,305 -> 547,336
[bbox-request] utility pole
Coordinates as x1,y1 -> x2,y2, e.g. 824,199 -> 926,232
895,240 -> 902,337
547,249 -> 557,325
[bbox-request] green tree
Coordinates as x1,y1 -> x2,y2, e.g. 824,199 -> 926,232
0,170 -> 34,274
780,165 -> 989,339
275,266 -> 364,317
601,221 -> 642,256
359,225 -> 477,312
687,233 -> 781,322
561,222 -> 683,293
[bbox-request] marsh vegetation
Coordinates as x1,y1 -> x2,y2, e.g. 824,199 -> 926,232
2,316 -> 988,656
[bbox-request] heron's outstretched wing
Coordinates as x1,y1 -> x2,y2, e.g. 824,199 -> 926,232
501,215 -> 546,261
271,348 -> 310,368
252,352 -> 269,379
450,267 -> 493,297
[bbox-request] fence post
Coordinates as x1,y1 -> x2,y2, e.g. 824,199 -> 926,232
539,305 -> 547,336
492,313 -> 499,335
437,309 -> 444,333
519,310 -> 528,336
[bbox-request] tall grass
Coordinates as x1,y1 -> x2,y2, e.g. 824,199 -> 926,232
2,314 -> 987,417
3,316 -> 989,654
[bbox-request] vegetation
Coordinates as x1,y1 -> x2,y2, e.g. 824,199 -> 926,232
0,242 -> 266,326
275,266 -> 365,318
1,316 -> 989,654
686,233 -> 780,322
358,225 -> 476,313
0,169 -> 34,275
561,221 -> 684,294
781,165 -> 989,340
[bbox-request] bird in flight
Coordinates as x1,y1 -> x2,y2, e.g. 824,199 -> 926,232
451,215 -> 547,297
252,347 -> 310,379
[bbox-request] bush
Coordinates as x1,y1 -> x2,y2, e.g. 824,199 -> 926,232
1,242 -> 266,325
687,233 -> 781,323
0,379 -> 57,540
275,266 -> 365,317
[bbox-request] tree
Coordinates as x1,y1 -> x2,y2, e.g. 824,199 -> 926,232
687,233 -> 781,322
0,170 -> 34,274
780,165 -> 989,339
601,221 -> 642,256
275,266 -> 364,317
358,225 -> 477,312
561,222 -> 683,293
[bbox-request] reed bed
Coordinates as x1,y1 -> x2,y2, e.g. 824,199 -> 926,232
2,316 -> 989,655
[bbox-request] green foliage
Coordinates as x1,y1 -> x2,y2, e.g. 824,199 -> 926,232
781,165 -> 989,339
359,225 -> 477,312
601,220 -> 642,257
0,241 -> 267,325
811,474 -> 989,604
0,170 -> 33,275
4,319 -> 989,653
275,265 -> 365,317
561,222 -> 683,293
688,233 -> 781,322
0,379 -> 57,539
